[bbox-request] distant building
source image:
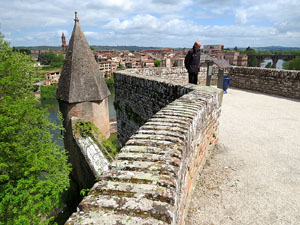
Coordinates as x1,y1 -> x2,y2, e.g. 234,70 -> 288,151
162,57 -> 185,68
224,51 -> 239,65
203,45 -> 224,54
143,48 -> 173,57
44,70 -> 61,85
142,59 -> 155,67
94,50 -> 114,55
224,51 -> 248,66
99,61 -> 112,77
61,32 -> 68,52
237,54 -> 248,66
171,57 -> 184,67
162,58 -> 171,68
125,58 -> 141,68
30,50 -> 39,60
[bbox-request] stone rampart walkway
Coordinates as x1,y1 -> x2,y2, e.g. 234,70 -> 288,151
186,87 -> 300,224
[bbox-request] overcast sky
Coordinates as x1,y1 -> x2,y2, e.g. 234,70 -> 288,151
1,0 -> 300,48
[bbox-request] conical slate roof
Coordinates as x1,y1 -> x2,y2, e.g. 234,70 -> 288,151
56,12 -> 110,103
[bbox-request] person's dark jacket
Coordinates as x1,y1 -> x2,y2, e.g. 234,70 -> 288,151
184,47 -> 201,73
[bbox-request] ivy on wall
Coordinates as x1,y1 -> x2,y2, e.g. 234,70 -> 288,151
73,121 -> 118,159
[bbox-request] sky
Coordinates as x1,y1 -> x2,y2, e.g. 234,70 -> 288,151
1,0 -> 300,48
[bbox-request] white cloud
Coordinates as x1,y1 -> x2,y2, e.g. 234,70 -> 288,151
235,10 -> 247,24
0,0 -> 300,47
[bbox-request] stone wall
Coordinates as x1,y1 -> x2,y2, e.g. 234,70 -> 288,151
230,67 -> 300,99
66,68 -> 223,225
114,69 -> 189,146
58,101 -> 97,209
114,67 -> 212,146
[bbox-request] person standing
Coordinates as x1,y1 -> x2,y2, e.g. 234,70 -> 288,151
184,41 -> 202,84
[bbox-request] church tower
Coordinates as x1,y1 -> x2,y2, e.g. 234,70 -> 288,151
61,32 -> 67,51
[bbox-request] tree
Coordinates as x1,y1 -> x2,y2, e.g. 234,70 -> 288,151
38,52 -> 65,68
117,62 -> 125,70
0,33 -> 71,224
49,53 -> 64,68
248,57 -> 258,67
12,47 -> 31,55
283,56 -> 300,70
154,59 -> 161,67
245,47 -> 256,55
265,62 -> 273,68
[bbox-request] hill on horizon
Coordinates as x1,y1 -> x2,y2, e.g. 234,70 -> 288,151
13,45 -> 183,51
14,45 -> 300,51
231,46 -> 300,51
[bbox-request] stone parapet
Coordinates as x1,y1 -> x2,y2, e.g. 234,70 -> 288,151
230,67 -> 300,99
66,68 -> 223,225
114,69 -> 191,146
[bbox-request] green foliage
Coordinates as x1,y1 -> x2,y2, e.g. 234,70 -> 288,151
105,75 -> 114,88
33,72 -> 47,84
265,62 -> 273,68
117,63 -> 125,70
40,66 -> 62,71
102,133 -> 118,158
237,48 -> 300,56
38,52 -> 65,68
283,56 -> 300,70
40,84 -> 58,100
113,100 -> 121,111
80,188 -> 90,197
248,57 -> 258,67
73,121 -> 118,159
244,47 -> 257,55
154,59 -> 161,67
90,46 -> 95,50
125,104 -> 145,126
12,47 -> 31,55
233,48 -> 300,68
0,33 -> 71,224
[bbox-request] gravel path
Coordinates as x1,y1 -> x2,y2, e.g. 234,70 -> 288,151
186,88 -> 300,225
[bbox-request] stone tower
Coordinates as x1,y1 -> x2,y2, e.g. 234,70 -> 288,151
61,32 -> 67,51
56,12 -> 111,204
56,11 -> 111,139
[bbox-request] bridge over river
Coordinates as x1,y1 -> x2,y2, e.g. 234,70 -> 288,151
248,54 -> 298,67
186,87 -> 300,224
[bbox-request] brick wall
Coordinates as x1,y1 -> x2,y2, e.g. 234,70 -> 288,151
230,67 -> 300,99
66,68 -> 223,225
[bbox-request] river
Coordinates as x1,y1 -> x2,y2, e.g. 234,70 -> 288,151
260,59 -> 285,69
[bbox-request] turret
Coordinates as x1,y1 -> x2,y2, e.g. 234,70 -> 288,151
56,11 -> 111,138
56,12 -> 111,208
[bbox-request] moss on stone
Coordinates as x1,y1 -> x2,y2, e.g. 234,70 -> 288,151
113,100 -> 121,111
125,104 -> 146,125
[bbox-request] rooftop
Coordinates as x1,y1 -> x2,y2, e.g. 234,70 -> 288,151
56,12 -> 110,103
